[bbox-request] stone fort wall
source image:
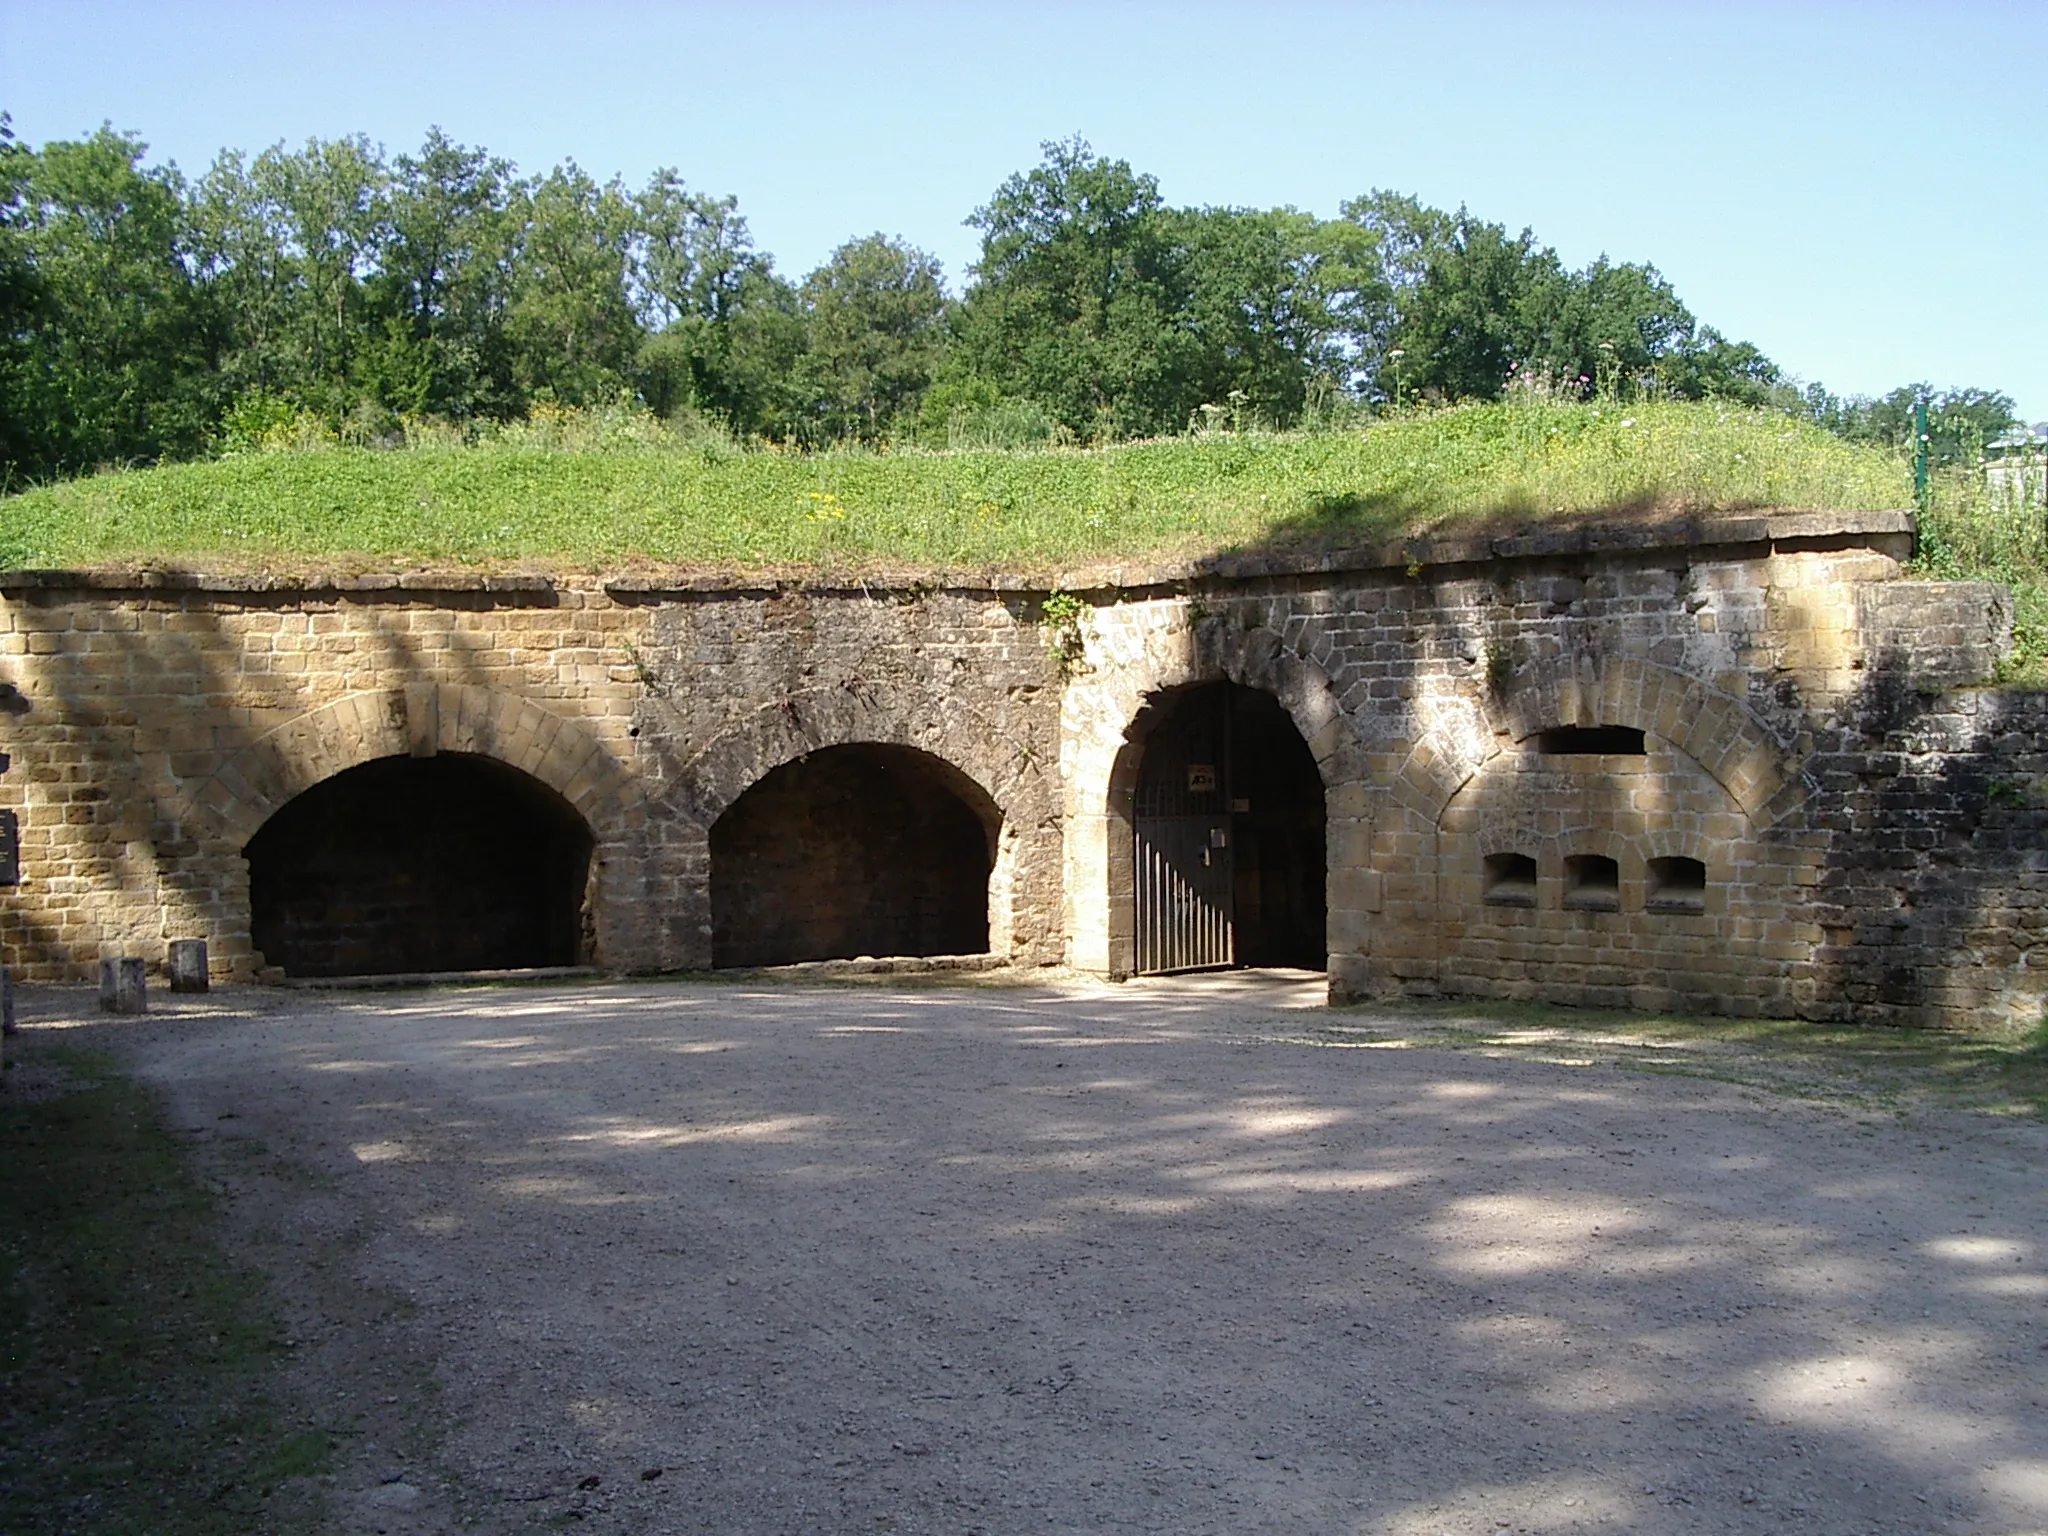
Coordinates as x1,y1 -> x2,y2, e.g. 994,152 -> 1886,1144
1,506 -> 2040,1033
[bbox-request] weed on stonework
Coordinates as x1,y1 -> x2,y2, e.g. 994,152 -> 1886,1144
0,1041 -> 329,1533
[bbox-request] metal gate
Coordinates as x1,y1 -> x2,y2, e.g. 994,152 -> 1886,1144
1133,686 -> 1235,974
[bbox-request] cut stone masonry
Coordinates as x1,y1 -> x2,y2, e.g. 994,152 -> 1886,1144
1,505 -> 2038,1031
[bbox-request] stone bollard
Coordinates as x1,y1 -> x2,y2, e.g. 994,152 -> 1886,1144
98,956 -> 147,1015
167,939 -> 209,994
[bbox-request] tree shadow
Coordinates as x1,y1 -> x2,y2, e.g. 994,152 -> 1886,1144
1808,650 -> 2048,1036
92,978 -> 2048,1536
1215,490 -> 1724,572
0,576 -> 568,982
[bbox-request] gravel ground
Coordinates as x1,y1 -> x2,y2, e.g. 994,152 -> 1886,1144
21,972 -> 2048,1535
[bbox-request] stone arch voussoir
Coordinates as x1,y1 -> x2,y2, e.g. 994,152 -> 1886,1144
1060,601 -> 1352,977
1392,655 -> 1797,834
1063,611 -> 1356,821
672,686 -> 1031,830
673,686 -> 1052,967
179,686 -> 643,850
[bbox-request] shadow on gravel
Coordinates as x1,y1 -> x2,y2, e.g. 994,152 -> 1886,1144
23,978 -> 2048,1535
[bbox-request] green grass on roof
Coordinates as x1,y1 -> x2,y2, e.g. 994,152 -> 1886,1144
0,399 -> 1911,577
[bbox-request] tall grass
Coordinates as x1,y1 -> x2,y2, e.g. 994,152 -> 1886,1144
0,398 -> 1909,576
1914,460 -> 2048,680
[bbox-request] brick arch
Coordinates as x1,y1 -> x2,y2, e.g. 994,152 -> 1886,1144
1444,755 -> 1748,860
1060,603 -> 1355,977
178,685 -> 645,850
1387,654 -> 1799,833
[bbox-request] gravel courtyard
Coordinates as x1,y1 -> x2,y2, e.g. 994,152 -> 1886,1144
29,973 -> 2048,1535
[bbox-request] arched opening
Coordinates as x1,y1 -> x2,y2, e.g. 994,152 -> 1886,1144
709,744 -> 999,968
1128,682 -> 1326,974
244,753 -> 594,978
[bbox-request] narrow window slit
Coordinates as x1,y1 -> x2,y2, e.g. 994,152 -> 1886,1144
1533,725 -> 1646,756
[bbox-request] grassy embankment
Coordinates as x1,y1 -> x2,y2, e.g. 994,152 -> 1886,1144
0,1041 -> 329,1533
14,394 -> 2043,670
0,398 -> 1907,578
1913,467 -> 2048,683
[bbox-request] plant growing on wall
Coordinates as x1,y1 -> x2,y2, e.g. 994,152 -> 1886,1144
1040,590 -> 1088,677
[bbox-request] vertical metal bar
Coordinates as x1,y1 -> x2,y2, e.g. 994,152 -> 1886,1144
1141,832 -> 1151,975
1138,833 -> 1145,975
1162,840 -> 1173,973
1180,847 -> 1190,971
1141,833 -> 1150,975
1142,834 -> 1154,974
1137,832 -> 1146,974
1173,847 -> 1183,972
1221,689 -> 1236,968
1156,838 -> 1166,973
1160,837 -> 1170,973
1915,397 -> 1930,515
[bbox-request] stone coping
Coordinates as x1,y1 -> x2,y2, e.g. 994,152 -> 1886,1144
0,568 -> 555,595
0,507 -> 1914,600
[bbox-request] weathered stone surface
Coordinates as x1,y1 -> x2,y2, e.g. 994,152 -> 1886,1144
98,955 -> 146,1013
2,512 -> 2041,1030
166,936 -> 208,992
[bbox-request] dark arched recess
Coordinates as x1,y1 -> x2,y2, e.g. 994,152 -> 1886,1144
1129,681 -> 1326,973
710,744 -> 999,968
244,753 -> 594,978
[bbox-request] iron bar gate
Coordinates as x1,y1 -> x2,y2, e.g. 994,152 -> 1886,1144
1133,687 -> 1235,974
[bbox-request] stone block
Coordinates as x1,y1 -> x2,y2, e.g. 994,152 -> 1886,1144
167,938 -> 208,993
98,955 -> 146,1014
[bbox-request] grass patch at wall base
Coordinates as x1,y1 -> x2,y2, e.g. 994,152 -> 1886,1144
0,1040 -> 328,1534
1306,998 -> 2048,1118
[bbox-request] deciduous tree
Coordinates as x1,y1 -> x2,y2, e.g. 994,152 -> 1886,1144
1,123 -> 215,476
954,138 -> 1195,440
794,233 -> 947,443
503,163 -> 638,406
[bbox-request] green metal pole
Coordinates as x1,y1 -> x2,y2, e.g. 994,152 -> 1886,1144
1913,398 -> 1930,515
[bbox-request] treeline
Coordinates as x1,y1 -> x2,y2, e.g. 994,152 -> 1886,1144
0,123 -> 2023,482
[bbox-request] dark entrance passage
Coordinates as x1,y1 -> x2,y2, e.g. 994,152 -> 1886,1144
711,744 -> 997,968
245,754 -> 594,978
1133,683 -> 1326,974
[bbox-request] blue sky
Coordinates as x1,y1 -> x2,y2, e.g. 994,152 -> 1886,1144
3,0 -> 2042,419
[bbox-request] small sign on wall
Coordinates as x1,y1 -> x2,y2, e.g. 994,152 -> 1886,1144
1187,764 -> 1218,793
0,809 -> 17,885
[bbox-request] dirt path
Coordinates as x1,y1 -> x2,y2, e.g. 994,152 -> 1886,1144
24,973 -> 2048,1535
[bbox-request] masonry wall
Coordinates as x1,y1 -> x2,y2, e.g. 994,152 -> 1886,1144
0,573 -> 1065,982
3,508 -> 2043,1033
1057,511 -> 2022,1029
1804,684 -> 2048,1033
